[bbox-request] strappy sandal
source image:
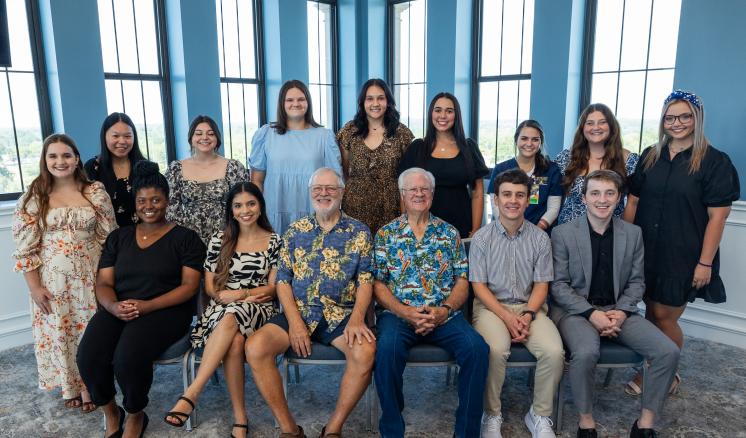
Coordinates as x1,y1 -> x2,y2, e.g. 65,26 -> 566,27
231,423 -> 248,438
64,395 -> 82,408
163,395 -> 195,427
81,400 -> 98,413
624,378 -> 643,396
669,372 -> 682,395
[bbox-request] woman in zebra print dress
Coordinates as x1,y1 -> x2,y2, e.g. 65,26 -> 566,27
165,182 -> 279,438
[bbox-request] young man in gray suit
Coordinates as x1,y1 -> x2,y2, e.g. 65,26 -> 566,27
550,170 -> 679,438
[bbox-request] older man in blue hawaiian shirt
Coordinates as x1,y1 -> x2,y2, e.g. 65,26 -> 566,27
246,167 -> 376,438
373,167 -> 489,438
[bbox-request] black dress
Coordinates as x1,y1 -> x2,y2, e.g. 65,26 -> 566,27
84,157 -> 138,227
399,138 -> 489,237
629,144 -> 740,306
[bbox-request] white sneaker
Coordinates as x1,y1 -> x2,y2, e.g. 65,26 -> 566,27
524,406 -> 556,438
480,412 -> 503,438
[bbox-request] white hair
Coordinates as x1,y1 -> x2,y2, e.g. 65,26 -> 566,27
308,167 -> 345,188
398,167 -> 435,191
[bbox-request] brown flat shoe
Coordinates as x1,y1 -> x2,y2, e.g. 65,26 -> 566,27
279,425 -> 306,438
318,425 -> 342,437
64,395 -> 82,408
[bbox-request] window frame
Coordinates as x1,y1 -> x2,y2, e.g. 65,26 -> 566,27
386,0 -> 428,138
216,0 -> 267,162
101,0 -> 176,163
579,0 -> 680,152
0,0 -> 53,201
306,0 -> 339,131
470,0 -> 533,167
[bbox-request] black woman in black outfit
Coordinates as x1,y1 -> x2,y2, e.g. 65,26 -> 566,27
624,90 -> 740,394
84,112 -> 146,227
77,161 -> 205,438
398,92 -> 488,238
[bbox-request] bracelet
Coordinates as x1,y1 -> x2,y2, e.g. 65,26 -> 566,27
698,261 -> 712,268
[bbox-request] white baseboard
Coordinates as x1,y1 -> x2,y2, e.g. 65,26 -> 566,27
680,303 -> 746,349
0,311 -> 32,351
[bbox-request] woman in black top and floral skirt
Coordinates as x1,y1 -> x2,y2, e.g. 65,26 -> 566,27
624,90 -> 740,394
398,92 -> 489,237
77,161 -> 205,438
165,182 -> 280,438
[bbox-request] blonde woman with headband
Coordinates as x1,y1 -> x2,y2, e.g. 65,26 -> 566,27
624,90 -> 740,395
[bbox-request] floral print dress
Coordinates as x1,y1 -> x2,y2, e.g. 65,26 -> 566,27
12,182 -> 116,398
165,159 -> 249,244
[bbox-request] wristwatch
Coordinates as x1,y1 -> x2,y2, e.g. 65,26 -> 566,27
442,303 -> 455,318
521,310 -> 537,321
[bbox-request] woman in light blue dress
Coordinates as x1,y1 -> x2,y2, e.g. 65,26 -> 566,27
249,80 -> 342,233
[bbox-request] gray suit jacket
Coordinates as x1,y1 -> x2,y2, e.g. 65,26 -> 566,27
549,216 -> 645,323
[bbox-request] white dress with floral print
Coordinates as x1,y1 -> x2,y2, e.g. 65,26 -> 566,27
12,182 -> 116,398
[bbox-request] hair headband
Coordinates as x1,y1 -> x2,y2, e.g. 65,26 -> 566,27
664,89 -> 702,109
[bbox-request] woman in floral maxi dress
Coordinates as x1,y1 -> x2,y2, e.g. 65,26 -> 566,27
13,134 -> 116,411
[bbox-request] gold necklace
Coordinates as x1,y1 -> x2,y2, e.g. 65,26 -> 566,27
139,223 -> 167,240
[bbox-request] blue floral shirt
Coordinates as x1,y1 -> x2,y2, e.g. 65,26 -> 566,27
277,213 -> 373,334
373,214 -> 468,310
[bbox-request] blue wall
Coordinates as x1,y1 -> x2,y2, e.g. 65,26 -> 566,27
675,0 -> 746,198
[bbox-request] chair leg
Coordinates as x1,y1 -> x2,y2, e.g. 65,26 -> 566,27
555,374 -> 565,433
276,357 -> 288,429
603,368 -> 614,388
182,351 -> 194,431
369,380 -> 378,432
293,364 -> 300,384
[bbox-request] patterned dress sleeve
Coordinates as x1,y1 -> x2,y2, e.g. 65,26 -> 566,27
336,122 -> 355,152
267,233 -> 281,268
322,128 -> 343,175
11,193 -> 43,273
249,124 -> 271,172
165,160 -> 184,224
625,152 -> 640,177
87,181 -> 118,245
204,231 -> 223,272
396,124 -> 415,154
225,159 -> 249,187
555,149 -> 570,174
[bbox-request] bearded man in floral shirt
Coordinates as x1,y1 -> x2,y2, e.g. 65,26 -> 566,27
246,167 -> 376,438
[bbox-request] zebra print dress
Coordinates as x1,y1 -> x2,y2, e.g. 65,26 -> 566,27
190,231 -> 281,348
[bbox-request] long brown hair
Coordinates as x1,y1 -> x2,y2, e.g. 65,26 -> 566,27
271,80 -> 321,135
213,182 -> 273,292
562,103 -> 627,193
21,134 -> 92,229
642,98 -> 708,174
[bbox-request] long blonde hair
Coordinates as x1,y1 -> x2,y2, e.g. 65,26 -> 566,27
642,98 -> 709,174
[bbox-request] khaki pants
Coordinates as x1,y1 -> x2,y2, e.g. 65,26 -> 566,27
472,299 -> 564,416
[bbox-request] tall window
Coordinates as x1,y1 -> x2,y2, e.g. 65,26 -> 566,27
307,0 -> 336,130
584,0 -> 682,152
216,0 -> 264,165
389,0 -> 427,138
474,0 -> 534,167
0,0 -> 50,199
97,0 -> 173,171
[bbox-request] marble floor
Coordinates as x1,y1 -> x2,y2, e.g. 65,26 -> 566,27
0,336 -> 744,437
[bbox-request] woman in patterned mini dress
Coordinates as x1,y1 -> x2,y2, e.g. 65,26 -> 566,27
165,182 -> 280,438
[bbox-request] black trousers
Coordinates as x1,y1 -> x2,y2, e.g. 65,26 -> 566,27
76,304 -> 192,413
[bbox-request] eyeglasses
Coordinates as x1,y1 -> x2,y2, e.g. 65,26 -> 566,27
401,187 -> 432,195
663,113 -> 693,125
310,185 -> 341,194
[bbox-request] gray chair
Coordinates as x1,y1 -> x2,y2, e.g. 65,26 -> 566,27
154,331 -> 198,431
555,339 -> 645,432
